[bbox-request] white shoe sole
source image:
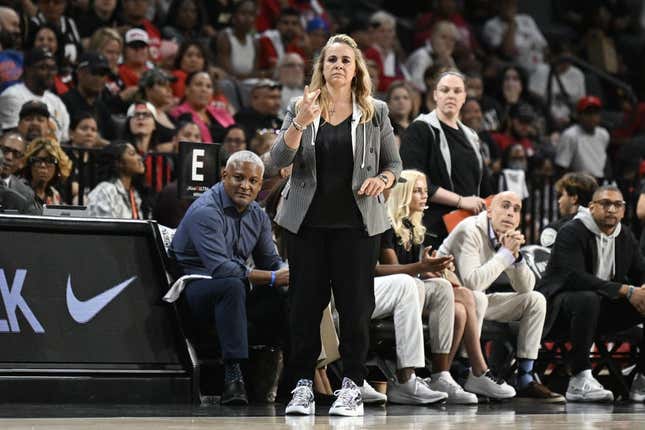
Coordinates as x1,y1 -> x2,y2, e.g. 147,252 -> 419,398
285,402 -> 316,415
329,403 -> 364,416
631,392 -> 645,402
387,392 -> 448,405
446,395 -> 479,405
362,396 -> 387,405
566,392 -> 614,403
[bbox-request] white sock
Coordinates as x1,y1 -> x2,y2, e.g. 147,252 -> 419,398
432,371 -> 451,380
574,369 -> 593,379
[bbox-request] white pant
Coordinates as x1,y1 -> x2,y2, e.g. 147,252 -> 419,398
414,278 -> 455,354
484,291 -> 547,360
372,274 -> 425,369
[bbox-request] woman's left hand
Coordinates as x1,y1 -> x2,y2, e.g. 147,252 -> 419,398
358,177 -> 386,197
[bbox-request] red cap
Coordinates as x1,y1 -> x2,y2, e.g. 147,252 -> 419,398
577,96 -> 602,112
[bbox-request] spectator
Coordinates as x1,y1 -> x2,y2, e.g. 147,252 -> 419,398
27,0 -> 82,64
234,79 -> 282,141
406,20 -> 459,92
249,128 -> 277,157
540,172 -> 598,247
400,70 -> 489,249
364,11 -> 407,92
88,28 -> 124,94
21,136 -> 72,208
496,65 -> 547,132
66,112 -> 103,204
61,51 -> 114,140
123,101 -> 161,154
555,96 -> 610,183
257,7 -> 307,74
376,169 -> 507,403
461,98 -> 501,179
529,41 -> 586,130
215,0 -> 257,79
491,102 -> 538,156
305,16 -> 329,58
0,48 -> 70,141
170,71 -> 235,143
439,191 -> 564,401
0,146 -> 35,214
0,6 -> 22,50
118,28 -> 151,89
538,186 -> 645,403
170,40 -> 208,99
161,0 -> 207,45
413,0 -> 478,51
152,117 -> 202,227
87,141 -> 147,219
27,23 -> 71,95
495,143 -> 529,199
0,132 -> 36,204
77,0 -> 118,40
138,68 -> 178,150
16,100 -> 51,142
482,0 -> 548,74
386,81 -> 417,138
275,53 -> 305,117
167,150 -> 289,405
67,111 -> 100,148
221,124 -> 248,158
119,0 -> 162,62
465,72 -> 503,131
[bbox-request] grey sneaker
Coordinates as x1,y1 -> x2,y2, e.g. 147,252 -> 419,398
464,369 -> 515,400
426,372 -> 478,405
360,380 -> 387,405
329,378 -> 364,417
630,373 -> 645,402
285,379 -> 315,415
566,372 -> 613,403
387,375 -> 448,405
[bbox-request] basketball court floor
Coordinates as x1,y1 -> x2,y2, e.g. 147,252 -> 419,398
1,402 -> 644,429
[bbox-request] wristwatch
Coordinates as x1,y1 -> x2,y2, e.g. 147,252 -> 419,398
377,174 -> 389,186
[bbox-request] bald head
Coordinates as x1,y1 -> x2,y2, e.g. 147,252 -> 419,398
0,7 -> 20,48
488,191 -> 522,234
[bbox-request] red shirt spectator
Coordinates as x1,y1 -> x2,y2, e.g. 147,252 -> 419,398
257,8 -> 306,72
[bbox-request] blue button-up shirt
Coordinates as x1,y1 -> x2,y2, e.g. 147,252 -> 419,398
170,182 -> 283,278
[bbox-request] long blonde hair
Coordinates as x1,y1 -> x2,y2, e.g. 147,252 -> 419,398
298,34 -> 374,123
386,170 -> 427,247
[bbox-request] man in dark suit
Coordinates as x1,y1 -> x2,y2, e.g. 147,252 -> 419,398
0,131 -> 38,212
0,145 -> 38,214
538,185 -> 645,403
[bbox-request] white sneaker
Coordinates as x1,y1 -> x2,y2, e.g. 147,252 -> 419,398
329,378 -> 364,417
464,369 -> 516,400
630,373 -> 645,402
566,371 -> 614,403
387,375 -> 448,405
360,380 -> 387,405
285,379 -> 316,415
426,372 -> 478,405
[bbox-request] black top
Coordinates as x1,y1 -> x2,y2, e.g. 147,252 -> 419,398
440,121 -> 480,198
380,225 -> 420,265
155,121 -> 176,145
234,108 -> 282,142
303,115 -> 363,229
62,88 -> 116,140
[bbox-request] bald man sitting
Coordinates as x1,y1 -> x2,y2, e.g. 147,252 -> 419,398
438,191 -> 564,402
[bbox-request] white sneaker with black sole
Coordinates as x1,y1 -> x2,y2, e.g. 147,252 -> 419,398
329,378 -> 364,417
285,379 -> 315,415
360,380 -> 387,405
387,374 -> 448,405
425,371 -> 478,405
464,369 -> 516,400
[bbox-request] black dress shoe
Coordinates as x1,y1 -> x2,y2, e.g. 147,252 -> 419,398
221,379 -> 249,405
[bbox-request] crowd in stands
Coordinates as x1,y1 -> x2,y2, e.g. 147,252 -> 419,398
2,0 -> 645,414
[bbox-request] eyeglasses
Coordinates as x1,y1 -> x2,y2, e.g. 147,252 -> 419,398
592,199 -> 626,210
0,145 -> 24,158
29,156 -> 58,166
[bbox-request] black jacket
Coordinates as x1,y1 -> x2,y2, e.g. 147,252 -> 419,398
537,218 -> 645,301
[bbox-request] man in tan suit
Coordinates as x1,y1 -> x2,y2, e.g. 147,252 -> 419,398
439,191 -> 563,402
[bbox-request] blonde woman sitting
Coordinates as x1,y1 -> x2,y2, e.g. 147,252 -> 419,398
375,169 -> 516,402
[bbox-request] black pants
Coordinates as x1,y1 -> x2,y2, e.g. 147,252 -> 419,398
286,227 -> 380,385
548,290 -> 645,374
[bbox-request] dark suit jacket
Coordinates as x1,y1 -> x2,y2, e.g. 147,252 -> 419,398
5,175 -> 40,214
0,184 -> 37,214
538,218 -> 645,301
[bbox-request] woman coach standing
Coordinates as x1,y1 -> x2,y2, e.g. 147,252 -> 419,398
401,70 -> 490,249
271,34 -> 401,417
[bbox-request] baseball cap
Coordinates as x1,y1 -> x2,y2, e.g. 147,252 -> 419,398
252,78 -> 282,91
19,100 -> 50,120
24,47 -> 55,68
125,28 -> 150,46
77,51 -> 111,75
139,68 -> 177,88
577,96 -> 602,112
306,17 -> 329,33
509,103 -> 536,122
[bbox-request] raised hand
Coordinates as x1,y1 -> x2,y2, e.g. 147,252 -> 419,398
294,85 -> 321,127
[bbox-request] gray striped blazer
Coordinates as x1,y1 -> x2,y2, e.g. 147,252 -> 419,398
270,97 -> 401,236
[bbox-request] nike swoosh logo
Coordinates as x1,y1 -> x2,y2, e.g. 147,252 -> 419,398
66,276 -> 136,323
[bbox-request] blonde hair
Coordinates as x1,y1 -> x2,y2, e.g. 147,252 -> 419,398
298,34 -> 374,123
89,27 -> 123,53
386,170 -> 427,247
23,137 -> 73,180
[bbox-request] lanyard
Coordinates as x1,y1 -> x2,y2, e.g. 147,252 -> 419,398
129,188 -> 140,220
